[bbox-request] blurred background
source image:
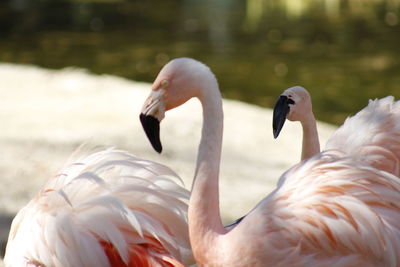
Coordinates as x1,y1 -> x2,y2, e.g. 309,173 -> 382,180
1,0 -> 400,125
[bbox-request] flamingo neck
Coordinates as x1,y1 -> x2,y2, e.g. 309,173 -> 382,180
300,113 -> 320,161
188,80 -> 226,262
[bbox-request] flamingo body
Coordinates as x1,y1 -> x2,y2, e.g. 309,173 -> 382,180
224,150 -> 400,266
4,149 -> 192,267
325,96 -> 400,176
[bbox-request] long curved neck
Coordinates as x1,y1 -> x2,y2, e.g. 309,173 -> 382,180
188,79 -> 226,262
300,112 -> 320,161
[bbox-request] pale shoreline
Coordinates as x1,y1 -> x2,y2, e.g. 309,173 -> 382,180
0,63 -> 336,264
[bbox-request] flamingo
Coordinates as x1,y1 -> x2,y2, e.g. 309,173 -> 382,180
273,86 -> 320,161
4,149 -> 194,266
140,57 -> 400,266
273,86 -> 400,176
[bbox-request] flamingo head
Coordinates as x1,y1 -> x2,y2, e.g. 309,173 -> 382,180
140,57 -> 212,153
273,86 -> 312,138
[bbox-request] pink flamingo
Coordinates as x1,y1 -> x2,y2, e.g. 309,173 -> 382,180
4,149 -> 194,266
273,86 -> 400,176
141,58 -> 400,266
273,86 -> 320,161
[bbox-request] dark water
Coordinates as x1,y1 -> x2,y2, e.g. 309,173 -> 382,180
1,0 -> 400,124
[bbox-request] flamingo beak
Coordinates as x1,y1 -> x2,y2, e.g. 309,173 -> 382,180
140,89 -> 166,153
140,114 -> 162,153
272,95 -> 295,138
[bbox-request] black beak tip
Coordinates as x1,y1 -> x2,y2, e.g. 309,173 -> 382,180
273,129 -> 279,139
153,143 -> 162,154
140,113 -> 163,153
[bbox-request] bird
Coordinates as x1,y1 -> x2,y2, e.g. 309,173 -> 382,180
273,86 -> 400,177
273,86 -> 320,161
140,57 -> 400,266
4,148 -> 194,267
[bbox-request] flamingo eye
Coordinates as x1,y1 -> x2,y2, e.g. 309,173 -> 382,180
161,80 -> 170,88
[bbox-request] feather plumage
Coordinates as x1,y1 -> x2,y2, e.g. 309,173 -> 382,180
227,150 -> 400,266
325,96 -> 400,176
4,149 -> 193,267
